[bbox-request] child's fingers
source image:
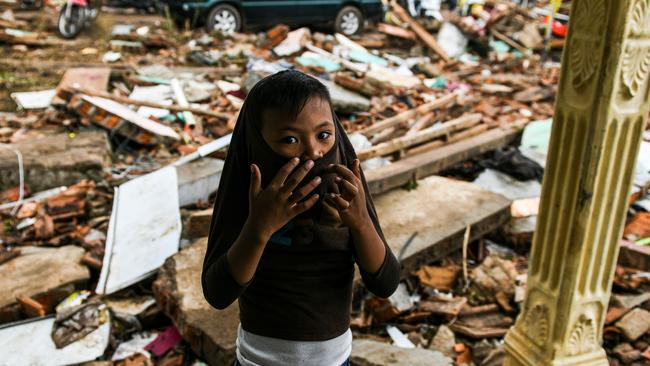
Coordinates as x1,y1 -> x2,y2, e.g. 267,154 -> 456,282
270,157 -> 300,189
335,176 -> 358,201
288,176 -> 321,205
249,164 -> 262,199
326,164 -> 357,183
281,160 -> 314,196
353,159 -> 362,180
292,193 -> 320,215
326,193 -> 350,210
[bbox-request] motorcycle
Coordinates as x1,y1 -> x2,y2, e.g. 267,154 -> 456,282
57,0 -> 101,39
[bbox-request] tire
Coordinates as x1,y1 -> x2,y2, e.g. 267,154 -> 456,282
206,4 -> 241,34
335,5 -> 363,35
58,4 -> 86,39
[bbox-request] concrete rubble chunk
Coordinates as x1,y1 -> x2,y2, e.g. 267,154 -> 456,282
616,308 -> 650,341
350,338 -> 452,366
0,131 -> 111,192
153,237 -> 239,365
612,293 -> 650,310
0,245 -> 90,322
0,314 -> 111,365
612,343 -> 641,364
177,158 -> 224,207
429,325 -> 456,358
185,208 -> 213,238
373,175 -> 511,275
317,77 -> 371,113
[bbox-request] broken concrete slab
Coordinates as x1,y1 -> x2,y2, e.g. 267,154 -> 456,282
616,308 -> 650,341
473,168 -> 541,200
0,130 -> 111,192
350,338 -> 452,366
501,215 -> 536,246
429,325 -> 455,358
0,245 -> 90,323
0,314 -> 111,365
613,343 -> 642,364
10,89 -> 56,109
176,158 -> 224,207
54,67 -> 111,105
96,167 -> 181,295
153,237 -> 239,366
373,175 -> 511,274
612,293 -> 650,310
317,77 -> 370,113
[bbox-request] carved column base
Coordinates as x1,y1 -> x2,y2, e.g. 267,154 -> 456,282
504,327 -> 608,366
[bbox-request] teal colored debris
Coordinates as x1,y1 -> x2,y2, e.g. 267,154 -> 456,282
135,76 -> 171,85
348,49 -> 389,67
490,39 -> 510,54
521,118 -> 552,152
424,76 -> 447,89
296,56 -> 341,72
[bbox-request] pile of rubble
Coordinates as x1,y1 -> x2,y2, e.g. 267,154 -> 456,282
1,0 -> 649,365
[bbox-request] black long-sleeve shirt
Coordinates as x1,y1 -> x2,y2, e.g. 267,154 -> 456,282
202,220 -> 400,341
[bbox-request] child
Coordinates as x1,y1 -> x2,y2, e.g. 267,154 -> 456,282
202,70 -> 400,366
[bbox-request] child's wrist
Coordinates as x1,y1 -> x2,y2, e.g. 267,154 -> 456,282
348,212 -> 373,232
243,219 -> 271,245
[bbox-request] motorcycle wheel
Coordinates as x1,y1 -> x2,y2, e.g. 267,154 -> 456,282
58,4 -> 86,39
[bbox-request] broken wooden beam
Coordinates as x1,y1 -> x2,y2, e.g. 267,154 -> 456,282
404,123 -> 490,157
391,2 -> 450,62
360,93 -> 457,137
357,113 -> 482,160
377,23 -> 417,40
365,124 -> 523,195
63,86 -> 231,120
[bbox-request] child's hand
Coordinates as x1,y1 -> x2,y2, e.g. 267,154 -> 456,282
325,159 -> 371,229
248,158 -> 321,241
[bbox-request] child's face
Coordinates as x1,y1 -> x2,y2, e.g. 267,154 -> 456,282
261,97 -> 336,160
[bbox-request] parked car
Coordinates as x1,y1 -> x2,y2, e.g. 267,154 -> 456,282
18,0 -> 45,9
105,0 -> 158,13
157,0 -> 386,35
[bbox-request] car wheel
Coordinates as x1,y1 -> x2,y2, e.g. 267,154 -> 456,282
335,6 -> 363,35
206,4 -> 241,34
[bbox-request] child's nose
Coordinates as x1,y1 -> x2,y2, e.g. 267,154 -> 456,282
302,141 -> 323,161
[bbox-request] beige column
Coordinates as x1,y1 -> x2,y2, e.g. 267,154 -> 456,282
503,0 -> 650,365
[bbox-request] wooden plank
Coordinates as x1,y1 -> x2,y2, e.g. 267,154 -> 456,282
365,125 -> 521,195
391,2 -> 450,62
357,113 -> 482,160
360,93 -> 457,136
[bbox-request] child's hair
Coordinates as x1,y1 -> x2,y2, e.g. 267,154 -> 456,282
247,70 -> 333,126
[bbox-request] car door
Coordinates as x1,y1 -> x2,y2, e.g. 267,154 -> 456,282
241,0 -> 299,26
291,0 -> 340,23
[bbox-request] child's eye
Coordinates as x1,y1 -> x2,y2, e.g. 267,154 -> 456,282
318,131 -> 331,140
282,136 -> 298,144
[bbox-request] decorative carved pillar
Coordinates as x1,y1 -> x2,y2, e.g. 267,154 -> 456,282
503,0 -> 650,365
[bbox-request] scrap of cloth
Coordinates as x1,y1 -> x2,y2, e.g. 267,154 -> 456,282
201,70 -> 400,341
